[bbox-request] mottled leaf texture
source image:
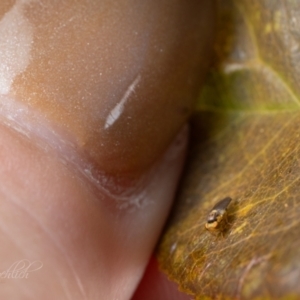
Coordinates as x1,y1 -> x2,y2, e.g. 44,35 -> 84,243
158,1 -> 300,300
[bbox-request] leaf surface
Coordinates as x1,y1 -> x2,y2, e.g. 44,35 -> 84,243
158,1 -> 300,299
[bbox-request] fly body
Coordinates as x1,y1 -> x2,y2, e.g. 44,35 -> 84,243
205,197 -> 232,235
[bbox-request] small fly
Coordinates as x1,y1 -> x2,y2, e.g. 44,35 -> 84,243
205,197 -> 232,235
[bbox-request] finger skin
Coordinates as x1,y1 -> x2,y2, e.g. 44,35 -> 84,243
0,0 -> 214,299
132,257 -> 192,300
0,123 -> 187,299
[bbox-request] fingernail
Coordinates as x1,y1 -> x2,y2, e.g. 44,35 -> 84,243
0,0 -> 214,174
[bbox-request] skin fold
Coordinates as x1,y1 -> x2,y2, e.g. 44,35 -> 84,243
0,0 -> 214,299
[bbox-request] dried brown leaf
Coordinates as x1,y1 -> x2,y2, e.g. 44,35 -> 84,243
158,1 -> 300,299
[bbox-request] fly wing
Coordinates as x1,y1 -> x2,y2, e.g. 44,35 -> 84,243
212,197 -> 232,211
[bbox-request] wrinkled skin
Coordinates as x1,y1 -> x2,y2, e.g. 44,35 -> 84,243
0,1 -> 214,299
